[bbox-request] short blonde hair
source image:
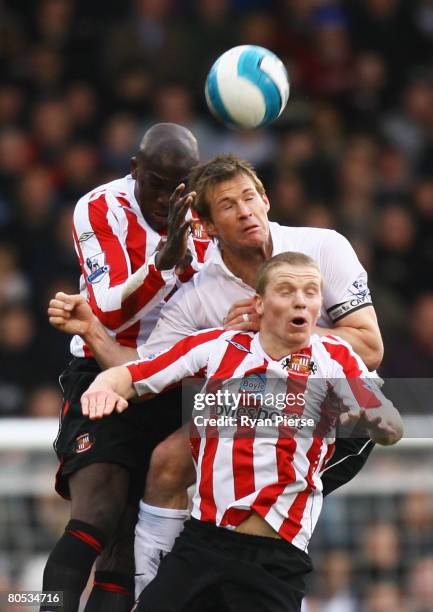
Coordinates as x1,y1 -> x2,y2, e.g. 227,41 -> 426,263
189,154 -> 265,220
256,252 -> 322,295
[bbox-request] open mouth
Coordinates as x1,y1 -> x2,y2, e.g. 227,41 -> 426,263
290,317 -> 307,327
243,224 -> 260,234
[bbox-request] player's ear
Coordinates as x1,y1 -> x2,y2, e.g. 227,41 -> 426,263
202,218 -> 218,239
131,156 -> 138,179
311,293 -> 322,327
262,192 -> 270,213
255,293 -> 264,316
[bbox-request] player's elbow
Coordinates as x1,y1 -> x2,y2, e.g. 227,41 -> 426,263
91,288 -> 124,330
360,326 -> 384,371
91,298 -> 126,330
391,421 -> 404,445
365,341 -> 384,371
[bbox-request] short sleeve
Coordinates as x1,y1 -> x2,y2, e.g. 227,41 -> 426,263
319,231 -> 373,322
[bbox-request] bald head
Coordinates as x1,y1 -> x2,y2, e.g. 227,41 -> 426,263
138,123 -> 199,171
131,123 -> 199,231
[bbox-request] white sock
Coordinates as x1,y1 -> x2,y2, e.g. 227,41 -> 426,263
134,500 -> 190,598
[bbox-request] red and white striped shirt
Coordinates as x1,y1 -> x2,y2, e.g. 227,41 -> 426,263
127,329 -> 384,552
70,175 -> 210,357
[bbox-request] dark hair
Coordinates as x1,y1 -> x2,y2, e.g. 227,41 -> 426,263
189,154 -> 265,220
256,252 -> 322,296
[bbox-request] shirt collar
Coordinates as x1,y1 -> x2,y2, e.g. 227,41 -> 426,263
252,333 -> 312,365
268,221 -> 284,255
206,242 -> 251,288
209,221 -> 283,282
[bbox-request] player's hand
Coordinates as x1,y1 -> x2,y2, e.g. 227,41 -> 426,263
81,388 -> 128,420
155,184 -> 196,271
224,298 -> 261,331
339,407 -> 399,444
48,292 -> 96,336
175,248 -> 193,277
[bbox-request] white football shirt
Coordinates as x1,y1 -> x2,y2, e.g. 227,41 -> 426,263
138,222 -> 372,359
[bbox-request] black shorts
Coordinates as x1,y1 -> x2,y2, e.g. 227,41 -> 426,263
54,357 -> 182,502
135,518 -> 313,612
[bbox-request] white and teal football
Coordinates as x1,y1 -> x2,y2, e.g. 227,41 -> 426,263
205,45 -> 290,129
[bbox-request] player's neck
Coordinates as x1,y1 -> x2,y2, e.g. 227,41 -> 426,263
220,238 -> 273,288
258,330 -> 309,361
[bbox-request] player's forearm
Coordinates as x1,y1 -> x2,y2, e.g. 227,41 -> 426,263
90,366 -> 135,399
88,256 -> 175,331
315,324 -> 384,370
121,254 -> 175,302
84,318 -> 139,369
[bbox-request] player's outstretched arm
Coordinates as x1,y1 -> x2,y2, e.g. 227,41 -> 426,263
81,366 -> 134,420
48,292 -> 139,369
82,328 -> 224,419
340,402 -> 403,446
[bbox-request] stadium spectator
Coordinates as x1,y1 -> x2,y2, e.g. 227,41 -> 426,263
0,243 -> 30,306
165,0 -> 238,86
270,171 -> 306,225
0,303 -> 52,415
151,82 -> 221,161
358,522 -> 402,588
406,555 -> 433,612
400,490 -> 433,562
65,82 -> 99,140
372,203 -> 417,302
59,142 -> 100,201
314,549 -> 357,612
101,113 -> 140,173
31,98 -> 73,162
0,128 -> 33,203
26,386 -> 63,419
383,292 -> 433,377
362,581 -> 404,612
0,81 -> 25,127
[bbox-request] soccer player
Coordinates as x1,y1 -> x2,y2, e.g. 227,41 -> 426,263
80,252 -> 403,612
48,154 -> 383,593
41,123 -> 209,612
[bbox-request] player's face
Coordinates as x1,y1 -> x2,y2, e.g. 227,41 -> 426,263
255,264 -> 322,349
204,174 -> 270,250
131,156 -> 191,232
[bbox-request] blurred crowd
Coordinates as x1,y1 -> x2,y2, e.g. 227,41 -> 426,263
303,488 -> 433,612
1,1 -> 433,609
2,483 -> 433,612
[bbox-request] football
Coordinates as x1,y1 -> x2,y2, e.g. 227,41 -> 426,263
205,45 -> 290,129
